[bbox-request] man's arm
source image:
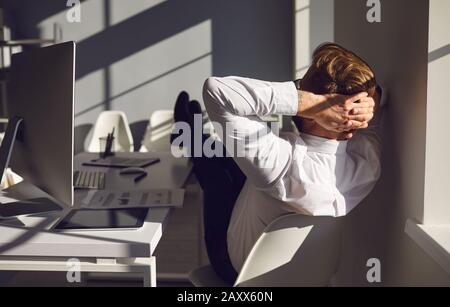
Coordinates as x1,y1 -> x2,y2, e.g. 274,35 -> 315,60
297,90 -> 376,135
202,76 -> 375,188
203,76 -> 298,189
293,78 -> 376,134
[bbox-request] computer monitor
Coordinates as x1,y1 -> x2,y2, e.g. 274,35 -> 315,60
1,42 -> 75,207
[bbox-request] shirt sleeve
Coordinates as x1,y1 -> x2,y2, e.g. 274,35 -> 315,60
202,76 -> 300,189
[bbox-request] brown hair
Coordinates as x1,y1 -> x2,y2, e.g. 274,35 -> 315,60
300,43 -> 378,97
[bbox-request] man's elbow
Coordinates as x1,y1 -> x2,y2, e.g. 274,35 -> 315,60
203,77 -> 226,116
202,77 -> 223,104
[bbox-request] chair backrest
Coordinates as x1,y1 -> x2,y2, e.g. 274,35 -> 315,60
140,110 -> 174,152
87,111 -> 134,153
234,214 -> 344,287
74,124 -> 93,155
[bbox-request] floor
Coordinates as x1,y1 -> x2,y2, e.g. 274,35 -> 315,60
155,181 -> 209,278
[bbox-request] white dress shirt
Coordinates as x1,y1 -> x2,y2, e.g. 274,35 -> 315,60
203,76 -> 382,272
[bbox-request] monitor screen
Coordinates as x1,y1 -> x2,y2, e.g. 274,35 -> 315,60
7,42 -> 75,206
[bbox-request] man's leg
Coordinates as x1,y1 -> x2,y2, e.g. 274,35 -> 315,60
184,100 -> 246,283
192,137 -> 245,284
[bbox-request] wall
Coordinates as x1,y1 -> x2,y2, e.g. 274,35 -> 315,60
3,0 -> 293,129
0,0 -> 293,284
292,0 -> 334,129
294,0 -> 334,79
424,0 -> 450,225
3,0 -> 449,286
334,0 -> 450,286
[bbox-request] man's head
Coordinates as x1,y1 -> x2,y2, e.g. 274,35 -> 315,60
297,43 -> 379,139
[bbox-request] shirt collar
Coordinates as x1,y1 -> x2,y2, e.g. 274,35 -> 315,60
301,133 -> 348,155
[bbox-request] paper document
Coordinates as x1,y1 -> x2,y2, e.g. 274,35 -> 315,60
80,189 -> 185,209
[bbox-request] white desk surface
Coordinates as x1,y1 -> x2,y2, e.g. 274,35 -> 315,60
0,152 -> 192,259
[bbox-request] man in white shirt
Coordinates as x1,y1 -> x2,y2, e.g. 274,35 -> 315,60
201,43 -> 382,280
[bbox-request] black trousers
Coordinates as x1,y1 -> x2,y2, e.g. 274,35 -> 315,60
191,138 -> 246,284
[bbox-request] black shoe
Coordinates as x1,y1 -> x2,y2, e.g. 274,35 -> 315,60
173,91 -> 190,123
187,100 -> 203,128
171,91 -> 190,145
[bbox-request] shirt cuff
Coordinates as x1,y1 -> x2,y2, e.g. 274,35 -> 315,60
273,81 -> 299,116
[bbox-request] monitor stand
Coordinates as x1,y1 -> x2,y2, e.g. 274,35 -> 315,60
0,117 -> 62,219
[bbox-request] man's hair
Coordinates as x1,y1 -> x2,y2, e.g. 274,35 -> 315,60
301,43 -> 378,97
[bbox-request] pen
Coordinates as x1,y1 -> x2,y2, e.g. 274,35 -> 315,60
134,172 -> 148,183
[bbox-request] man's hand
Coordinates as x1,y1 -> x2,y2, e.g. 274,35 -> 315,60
297,91 -> 375,132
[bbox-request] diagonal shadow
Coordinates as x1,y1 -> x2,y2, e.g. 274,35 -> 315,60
0,218 -> 145,255
76,0 -> 210,80
428,44 -> 450,63
3,0 -> 89,39
77,0 -> 293,80
75,52 -> 211,117
4,0 -> 89,23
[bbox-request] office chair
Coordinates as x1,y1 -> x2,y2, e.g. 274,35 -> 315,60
0,133 -> 22,188
74,124 -> 93,155
189,214 -> 343,287
140,110 -> 175,152
87,111 -> 134,153
140,91 -> 191,153
189,87 -> 389,287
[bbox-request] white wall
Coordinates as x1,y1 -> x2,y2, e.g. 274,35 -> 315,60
294,0 -> 334,79
333,0 -> 450,286
4,0 -> 293,128
292,0 -> 334,129
424,0 -> 450,225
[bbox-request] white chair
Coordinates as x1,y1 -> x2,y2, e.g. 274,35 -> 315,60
0,132 -> 23,188
74,124 -> 93,155
189,214 -> 343,287
87,111 -> 134,153
140,110 -> 174,153
1,169 -> 23,189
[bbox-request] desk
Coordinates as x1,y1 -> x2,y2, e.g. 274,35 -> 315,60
0,152 -> 192,287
